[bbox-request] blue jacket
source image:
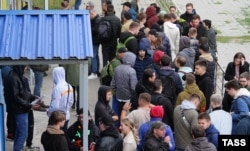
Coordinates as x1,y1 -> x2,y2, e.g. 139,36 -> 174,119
134,56 -> 152,81
230,91 -> 250,134
129,8 -> 137,21
138,118 -> 175,151
158,32 -> 171,57
205,124 -> 219,149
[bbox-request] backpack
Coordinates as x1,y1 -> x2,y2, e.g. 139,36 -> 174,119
98,18 -> 113,42
116,36 -> 135,52
100,63 -> 113,86
158,72 -> 177,106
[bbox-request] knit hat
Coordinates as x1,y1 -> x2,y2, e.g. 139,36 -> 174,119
153,50 -> 164,63
150,106 -> 164,118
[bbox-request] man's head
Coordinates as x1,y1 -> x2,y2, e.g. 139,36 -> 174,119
199,37 -> 208,45
161,55 -> 172,67
150,121 -> 166,139
189,93 -> 201,107
185,73 -> 196,85
198,44 -> 210,54
117,47 -> 127,59
106,4 -> 114,13
224,80 -> 241,97
239,72 -> 250,88
202,19 -> 211,29
102,0 -> 112,13
123,12 -> 132,22
98,85 -> 113,102
185,3 -> 194,14
138,93 -> 151,107
198,112 -> 211,130
169,6 -> 177,14
98,115 -> 114,131
138,49 -> 146,59
150,106 -> 164,119
49,111 -> 66,127
122,2 -> 131,12
137,12 -> 147,24
142,68 -> 156,83
188,27 -> 197,38
194,59 -> 207,76
175,56 -> 186,68
192,125 -> 206,138
129,22 -> 140,36
86,1 -> 94,10
163,13 -> 171,22
89,9 -> 97,20
210,94 -> 222,109
191,14 -> 201,28
153,79 -> 163,93
77,108 -> 91,125
148,29 -> 159,43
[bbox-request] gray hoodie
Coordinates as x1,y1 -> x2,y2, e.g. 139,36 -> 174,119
111,52 -> 138,100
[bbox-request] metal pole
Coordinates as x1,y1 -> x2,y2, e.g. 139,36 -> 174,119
44,0 -> 48,10
80,61 -> 89,151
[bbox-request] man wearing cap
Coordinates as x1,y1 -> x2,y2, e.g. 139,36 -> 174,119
121,12 -> 133,32
138,106 -> 175,151
95,115 -> 123,151
143,121 -> 170,151
86,1 -> 94,10
121,2 -> 137,22
67,108 -> 99,151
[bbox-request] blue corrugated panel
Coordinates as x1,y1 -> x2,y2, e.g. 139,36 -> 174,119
0,10 -> 93,60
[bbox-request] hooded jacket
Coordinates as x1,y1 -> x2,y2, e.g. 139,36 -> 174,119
143,131 -> 169,151
41,125 -> 69,151
163,21 -> 180,55
111,52 -> 137,100
47,67 -> 74,121
230,88 -> 250,134
176,83 -> 206,113
138,118 -> 175,151
134,53 -> 152,81
174,100 -> 199,149
94,126 -> 123,151
185,137 -> 216,151
205,124 -> 219,148
94,85 -> 116,127
4,65 -> 36,114
145,6 -> 158,28
119,31 -> 138,54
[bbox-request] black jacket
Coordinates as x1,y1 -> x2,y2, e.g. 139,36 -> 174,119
224,61 -> 250,81
102,12 -> 121,46
41,126 -> 69,151
4,65 -> 35,114
144,134 -> 169,151
91,14 -> 102,44
196,72 -> 213,110
94,126 -> 123,151
67,119 -> 100,151
119,31 -> 138,54
151,92 -> 174,130
94,85 -> 116,127
195,23 -> 207,40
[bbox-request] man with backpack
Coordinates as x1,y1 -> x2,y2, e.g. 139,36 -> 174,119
157,55 -> 183,107
119,21 -> 140,54
99,4 -> 121,66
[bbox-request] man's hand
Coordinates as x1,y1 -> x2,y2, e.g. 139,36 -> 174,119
31,104 -> 40,109
164,136 -> 170,143
123,102 -> 131,112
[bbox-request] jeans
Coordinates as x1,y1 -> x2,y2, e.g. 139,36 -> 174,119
14,113 -> 28,151
74,0 -> 82,10
33,71 -> 44,96
102,45 -> 116,66
90,44 -> 100,73
112,95 -> 125,128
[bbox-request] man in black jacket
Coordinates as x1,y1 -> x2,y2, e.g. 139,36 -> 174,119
144,121 -> 169,151
101,4 -> 121,66
4,65 -> 40,151
95,115 -> 123,151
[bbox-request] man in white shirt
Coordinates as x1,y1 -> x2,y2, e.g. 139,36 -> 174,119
209,94 -> 232,134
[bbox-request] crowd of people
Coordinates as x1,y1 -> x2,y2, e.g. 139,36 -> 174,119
1,0 -> 250,151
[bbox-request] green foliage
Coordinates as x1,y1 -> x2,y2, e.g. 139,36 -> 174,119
33,0 -> 75,9
217,35 -> 250,43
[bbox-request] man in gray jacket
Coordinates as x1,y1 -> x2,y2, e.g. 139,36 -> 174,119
111,51 -> 137,121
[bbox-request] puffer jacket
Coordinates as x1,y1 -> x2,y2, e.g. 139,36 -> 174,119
111,52 -> 137,100
94,126 -> 123,151
4,65 -> 35,114
134,55 -> 152,81
102,12 -> 121,46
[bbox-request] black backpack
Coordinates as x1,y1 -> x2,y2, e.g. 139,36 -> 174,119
98,18 -> 113,42
159,72 -> 177,107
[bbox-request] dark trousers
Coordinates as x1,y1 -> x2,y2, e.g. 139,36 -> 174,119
72,85 -> 80,112
102,45 -> 116,66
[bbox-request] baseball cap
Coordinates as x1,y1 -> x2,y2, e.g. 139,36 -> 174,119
117,47 -> 127,53
121,2 -> 131,8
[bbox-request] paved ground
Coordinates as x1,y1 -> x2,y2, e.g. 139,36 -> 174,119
5,0 -> 250,150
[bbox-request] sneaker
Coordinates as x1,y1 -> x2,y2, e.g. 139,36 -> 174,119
33,106 -> 47,112
40,102 -> 49,108
24,146 -> 40,151
88,73 -> 98,80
